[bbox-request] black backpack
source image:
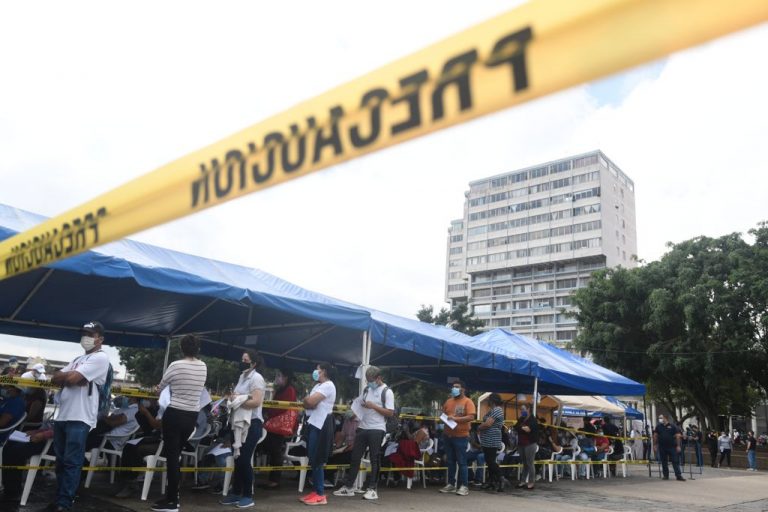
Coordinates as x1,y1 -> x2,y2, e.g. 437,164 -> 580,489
363,385 -> 399,436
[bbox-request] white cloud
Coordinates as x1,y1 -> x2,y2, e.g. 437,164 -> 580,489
0,2 -> 766,364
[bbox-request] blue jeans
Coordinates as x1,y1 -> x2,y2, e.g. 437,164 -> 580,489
307,425 -> 325,495
747,450 -> 756,470
53,420 -> 91,509
444,436 -> 469,487
231,420 -> 263,499
466,449 -> 485,481
694,442 -> 703,467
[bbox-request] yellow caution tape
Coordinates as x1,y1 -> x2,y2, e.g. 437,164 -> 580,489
1,0 -> 765,279
0,459 -> 651,472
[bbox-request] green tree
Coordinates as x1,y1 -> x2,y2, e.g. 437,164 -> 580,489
417,303 -> 484,335
573,227 -> 766,428
118,344 -> 241,395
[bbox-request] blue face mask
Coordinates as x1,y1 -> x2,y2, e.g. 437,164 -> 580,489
520,410 -> 528,418
451,387 -> 461,398
312,369 -> 320,382
367,381 -> 377,390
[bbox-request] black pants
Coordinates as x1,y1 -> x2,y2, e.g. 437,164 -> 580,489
162,407 -> 198,503
482,446 -> 501,484
262,432 -> 288,483
709,448 -> 717,467
342,429 -> 385,490
659,446 -> 682,478
1,440 -> 48,499
718,449 -> 731,467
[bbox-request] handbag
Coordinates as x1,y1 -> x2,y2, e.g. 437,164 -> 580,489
264,409 -> 299,437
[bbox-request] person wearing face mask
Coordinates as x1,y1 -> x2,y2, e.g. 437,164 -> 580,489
152,335 -> 208,512
48,321 -> 110,512
439,380 -> 476,496
299,363 -> 337,506
85,396 -> 140,451
653,414 -> 685,481
0,383 -> 26,442
259,369 -> 298,490
334,366 -> 395,501
219,350 -> 265,509
513,404 -> 538,490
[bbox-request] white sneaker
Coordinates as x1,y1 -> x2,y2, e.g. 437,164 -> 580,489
455,485 -> 469,496
439,484 -> 456,493
363,489 -> 378,500
353,487 -> 366,494
333,486 -> 356,497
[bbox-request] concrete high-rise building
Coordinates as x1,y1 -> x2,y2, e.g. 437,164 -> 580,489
445,150 -> 637,344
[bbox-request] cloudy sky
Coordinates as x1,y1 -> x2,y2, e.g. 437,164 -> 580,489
0,2 -> 766,375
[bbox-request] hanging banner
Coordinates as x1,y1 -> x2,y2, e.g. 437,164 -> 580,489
1,0 -> 766,280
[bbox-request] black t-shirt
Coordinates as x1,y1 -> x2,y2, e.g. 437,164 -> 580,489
747,436 -> 756,451
654,422 -> 680,448
603,422 -> 623,452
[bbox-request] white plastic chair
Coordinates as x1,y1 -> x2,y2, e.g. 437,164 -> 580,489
181,423 -> 212,484
621,444 -> 633,477
410,438 -> 434,489
141,441 -> 166,501
222,427 -> 267,496
84,425 -> 140,487
0,412 -> 27,489
283,439 -> 309,493
547,445 -> 564,482
600,446 -> 615,478
21,437 -> 55,506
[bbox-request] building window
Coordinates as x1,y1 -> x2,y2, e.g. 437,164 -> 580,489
556,330 -> 576,341
513,300 -> 531,310
556,278 -> 577,289
448,271 -> 463,279
494,286 -> 511,296
534,315 -> 554,325
449,247 -> 463,255
473,288 -> 492,298
473,304 -> 492,314
492,318 -> 511,327
451,234 -> 463,243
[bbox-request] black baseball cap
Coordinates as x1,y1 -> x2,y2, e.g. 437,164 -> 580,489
81,321 -> 105,336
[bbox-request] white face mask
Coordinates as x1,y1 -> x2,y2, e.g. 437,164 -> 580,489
80,335 -> 96,351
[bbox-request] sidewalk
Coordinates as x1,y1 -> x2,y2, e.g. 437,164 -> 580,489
15,465 -> 768,512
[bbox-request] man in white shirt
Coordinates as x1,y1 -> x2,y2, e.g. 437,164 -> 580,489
49,321 -> 110,512
334,366 -> 395,501
86,396 -> 140,452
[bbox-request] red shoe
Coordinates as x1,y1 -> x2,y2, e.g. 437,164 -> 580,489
304,494 -> 327,506
299,492 -> 319,503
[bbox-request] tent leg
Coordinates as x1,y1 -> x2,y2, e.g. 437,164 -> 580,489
163,337 -> 172,370
532,378 -> 538,417
359,331 -> 371,395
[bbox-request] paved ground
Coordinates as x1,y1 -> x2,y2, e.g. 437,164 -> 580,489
14,464 -> 768,512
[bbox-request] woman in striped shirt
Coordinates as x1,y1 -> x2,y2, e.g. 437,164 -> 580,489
477,393 -> 505,492
152,335 -> 208,512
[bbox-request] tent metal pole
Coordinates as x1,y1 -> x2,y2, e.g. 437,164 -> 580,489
163,337 -> 172,370
532,377 -> 539,417
359,330 -> 370,395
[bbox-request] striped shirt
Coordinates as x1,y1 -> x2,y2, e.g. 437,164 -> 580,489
158,358 -> 208,412
479,406 -> 504,448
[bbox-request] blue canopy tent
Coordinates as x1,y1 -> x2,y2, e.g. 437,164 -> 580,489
368,310 -> 541,392
468,329 -> 646,396
0,204 -> 540,384
0,204 -> 644,398
0,204 -> 372,371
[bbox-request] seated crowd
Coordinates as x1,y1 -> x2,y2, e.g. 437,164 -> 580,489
0,339 -> 636,512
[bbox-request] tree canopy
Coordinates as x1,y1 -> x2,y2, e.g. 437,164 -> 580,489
572,223 -> 768,428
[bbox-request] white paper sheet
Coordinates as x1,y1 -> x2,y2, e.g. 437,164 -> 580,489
126,437 -> 144,446
351,399 -> 366,420
384,442 -> 399,457
440,413 -> 457,430
208,443 -> 232,457
8,430 -> 30,443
